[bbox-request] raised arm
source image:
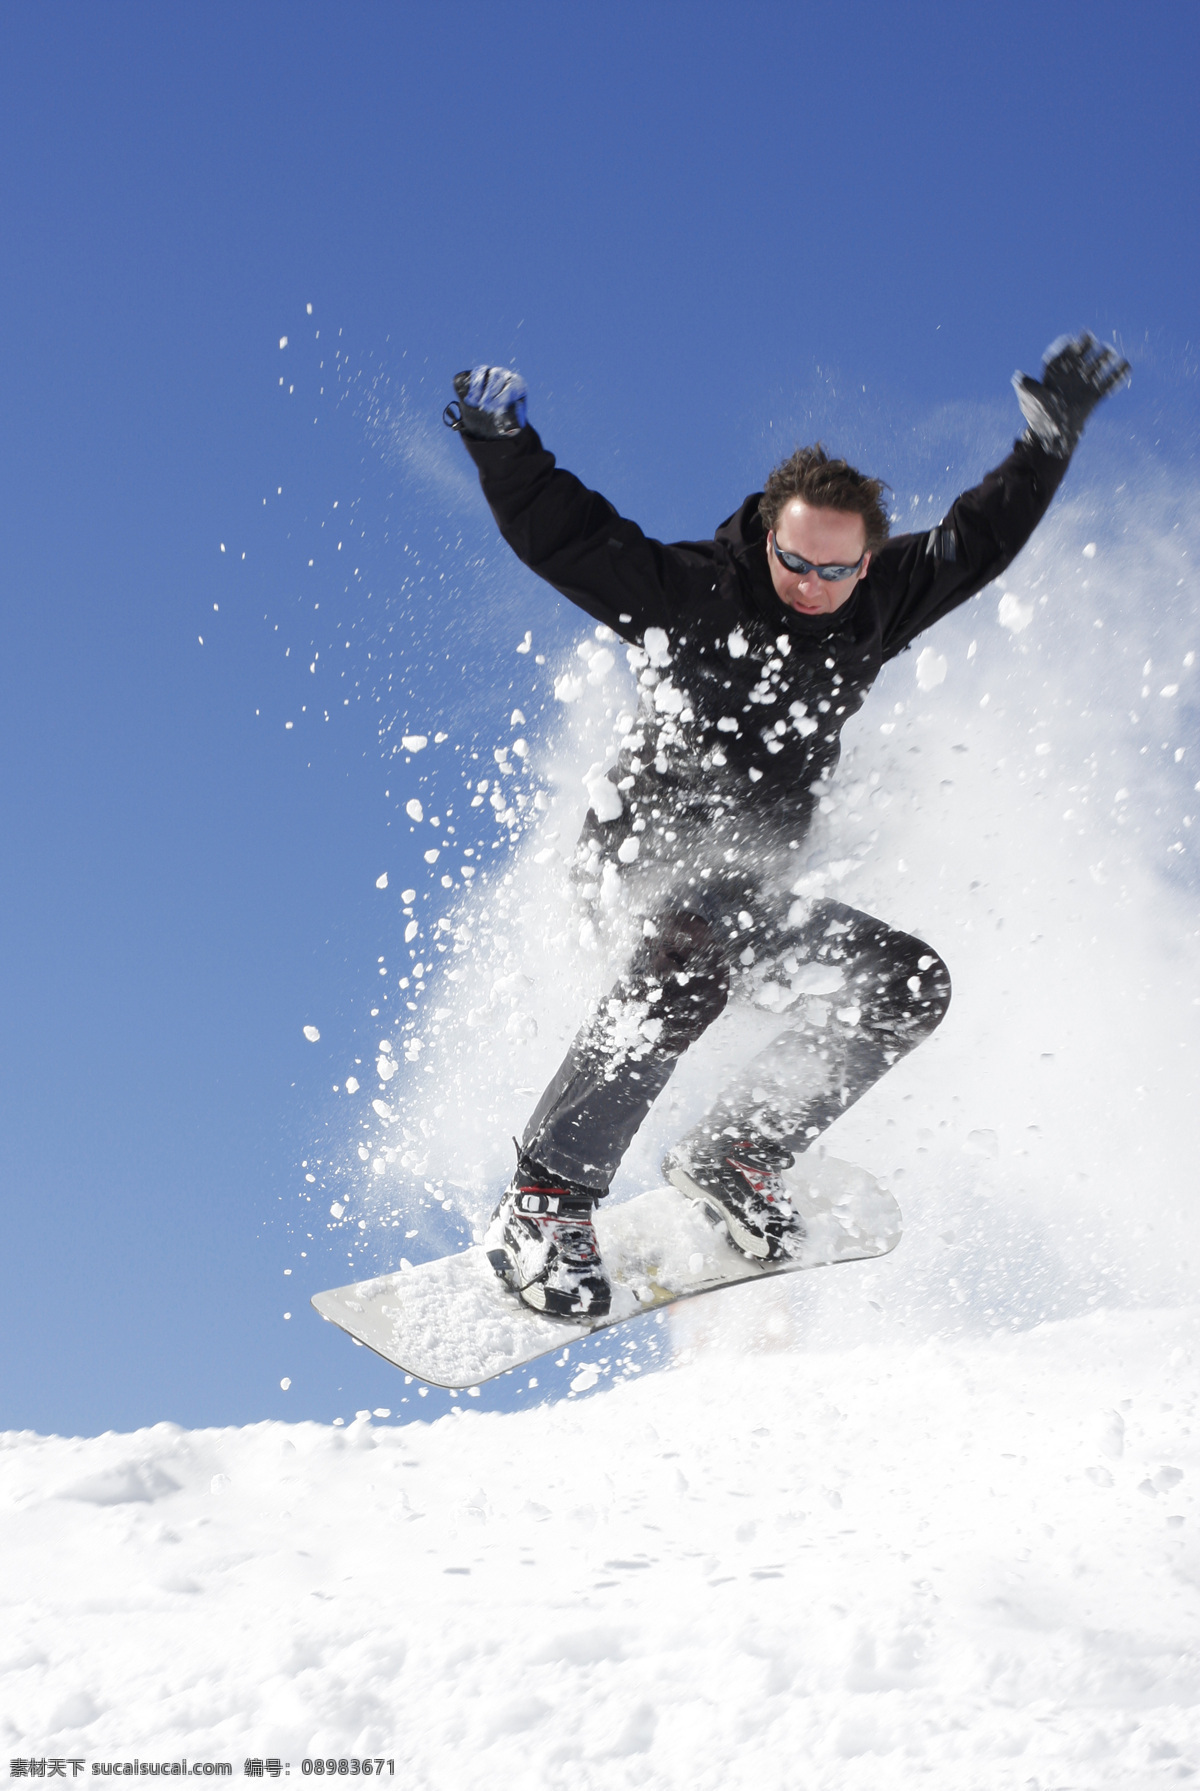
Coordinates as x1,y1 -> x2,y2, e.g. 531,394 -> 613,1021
872,332 -> 1130,660
445,366 -> 708,644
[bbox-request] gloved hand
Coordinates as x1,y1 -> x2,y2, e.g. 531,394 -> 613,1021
1012,331 -> 1130,459
443,365 -> 528,439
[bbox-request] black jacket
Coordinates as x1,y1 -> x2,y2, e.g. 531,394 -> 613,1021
462,426 -> 1067,852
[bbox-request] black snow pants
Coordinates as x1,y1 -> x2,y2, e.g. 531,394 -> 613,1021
521,883 -> 951,1192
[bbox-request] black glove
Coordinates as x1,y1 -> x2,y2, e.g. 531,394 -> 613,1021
443,365 -> 528,439
1012,331 -> 1130,459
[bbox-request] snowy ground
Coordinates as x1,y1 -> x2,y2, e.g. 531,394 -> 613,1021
4,1300 -> 1198,1789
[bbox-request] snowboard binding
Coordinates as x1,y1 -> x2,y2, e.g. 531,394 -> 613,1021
663,1136 -> 806,1264
485,1156 -> 612,1320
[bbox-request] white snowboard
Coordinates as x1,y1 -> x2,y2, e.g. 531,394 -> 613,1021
311,1155 -> 900,1389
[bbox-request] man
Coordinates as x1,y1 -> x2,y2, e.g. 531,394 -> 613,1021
444,334 -> 1129,1319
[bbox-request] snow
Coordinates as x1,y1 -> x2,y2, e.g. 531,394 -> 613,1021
583,761 -> 623,822
915,645 -> 948,690
4,1305 -> 1197,1783
997,590 -> 1034,633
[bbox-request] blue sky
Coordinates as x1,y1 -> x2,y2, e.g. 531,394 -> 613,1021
2,1 -> 1197,1435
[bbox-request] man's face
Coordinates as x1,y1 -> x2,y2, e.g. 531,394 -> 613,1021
767,499 -> 870,616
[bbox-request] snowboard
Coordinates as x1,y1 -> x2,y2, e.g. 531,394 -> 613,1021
311,1154 -> 899,1390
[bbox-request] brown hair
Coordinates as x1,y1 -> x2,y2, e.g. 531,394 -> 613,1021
758,444 -> 891,553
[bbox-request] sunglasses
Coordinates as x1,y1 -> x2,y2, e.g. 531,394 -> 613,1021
770,532 -> 866,582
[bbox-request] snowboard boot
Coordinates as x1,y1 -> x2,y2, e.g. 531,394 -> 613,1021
485,1155 -> 612,1320
663,1136 -> 805,1263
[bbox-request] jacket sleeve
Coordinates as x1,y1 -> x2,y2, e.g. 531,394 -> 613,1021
871,437 -> 1069,661
460,426 -> 713,644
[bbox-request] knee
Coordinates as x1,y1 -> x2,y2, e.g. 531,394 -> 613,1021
854,931 -> 950,1040
904,941 -> 951,1033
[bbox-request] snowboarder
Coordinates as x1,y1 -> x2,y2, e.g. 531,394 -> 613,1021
444,334 -> 1129,1320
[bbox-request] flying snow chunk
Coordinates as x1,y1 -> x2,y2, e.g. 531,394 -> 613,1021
329,1202 -> 345,1218
998,591 -> 1034,634
406,799 -> 424,822
791,963 -> 845,995
584,763 -> 623,822
402,735 -> 428,753
401,888 -> 416,903
279,336 -> 288,349
375,872 -> 389,889
915,647 -> 947,691
644,627 -> 672,667
728,628 -> 749,659
280,1378 -> 291,1390
554,672 -> 584,703
344,1076 -> 359,1093
302,1025 -> 320,1043
1083,542 -> 1097,559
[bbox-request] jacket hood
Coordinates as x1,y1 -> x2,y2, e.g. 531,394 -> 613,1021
714,492 -> 767,554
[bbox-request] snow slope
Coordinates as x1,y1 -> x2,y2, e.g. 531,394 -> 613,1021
4,1302 -> 1198,1788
